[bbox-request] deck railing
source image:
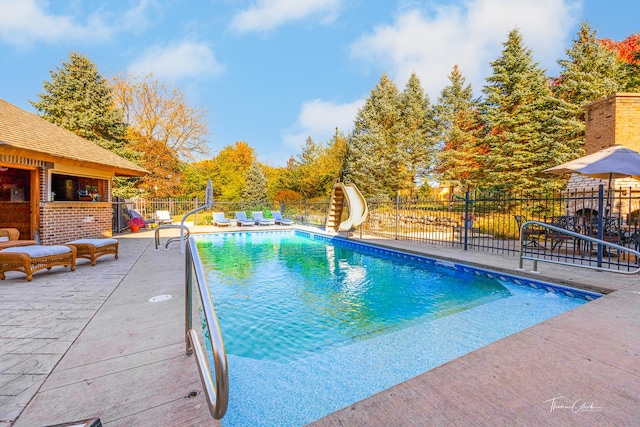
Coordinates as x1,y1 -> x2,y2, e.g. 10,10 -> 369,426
185,236 -> 228,420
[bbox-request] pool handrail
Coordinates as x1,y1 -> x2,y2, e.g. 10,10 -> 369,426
185,236 -> 229,419
154,224 -> 190,251
518,220 -> 640,275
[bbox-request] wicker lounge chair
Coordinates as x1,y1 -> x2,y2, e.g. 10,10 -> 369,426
66,238 -> 119,266
0,228 -> 37,250
0,245 -> 76,281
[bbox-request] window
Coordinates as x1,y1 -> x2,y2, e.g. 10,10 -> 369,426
51,173 -> 106,202
0,167 -> 30,202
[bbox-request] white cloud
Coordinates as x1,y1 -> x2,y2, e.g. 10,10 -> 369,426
350,0 -> 580,99
0,0 -> 112,46
230,0 -> 343,34
127,41 -> 225,82
283,98 -> 364,149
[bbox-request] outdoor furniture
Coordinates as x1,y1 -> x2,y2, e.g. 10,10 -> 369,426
66,238 -> 119,266
271,211 -> 293,225
154,210 -> 173,225
0,228 -> 37,250
252,211 -> 274,226
212,212 -> 231,227
514,215 -> 545,248
546,215 -> 580,253
0,245 -> 76,281
235,212 -> 256,226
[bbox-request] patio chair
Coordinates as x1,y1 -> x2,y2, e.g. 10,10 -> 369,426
546,215 -> 580,253
66,238 -> 119,266
212,212 -> 231,227
271,211 -> 293,226
0,245 -> 76,281
154,210 -> 173,225
252,211 -> 275,226
514,215 -> 545,248
235,211 -> 256,227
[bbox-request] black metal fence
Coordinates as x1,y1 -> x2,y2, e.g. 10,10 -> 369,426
111,185 -> 640,265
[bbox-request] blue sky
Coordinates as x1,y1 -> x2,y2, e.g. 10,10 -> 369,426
1,0 -> 638,167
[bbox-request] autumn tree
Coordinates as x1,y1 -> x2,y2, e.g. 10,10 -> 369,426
30,52 -> 132,158
480,29 -> 559,192
216,141 -> 256,201
180,160 -> 218,199
111,74 -> 209,161
601,32 -> 640,92
434,65 -> 486,191
131,132 -> 182,198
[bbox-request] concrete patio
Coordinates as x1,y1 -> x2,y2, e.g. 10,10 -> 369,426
1,226 -> 639,426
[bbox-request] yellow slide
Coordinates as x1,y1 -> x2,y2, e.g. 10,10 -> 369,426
326,183 -> 368,232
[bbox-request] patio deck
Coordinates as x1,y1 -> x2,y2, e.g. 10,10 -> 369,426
1,226 -> 638,426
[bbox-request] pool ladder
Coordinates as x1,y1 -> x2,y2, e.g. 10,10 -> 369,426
185,236 -> 229,419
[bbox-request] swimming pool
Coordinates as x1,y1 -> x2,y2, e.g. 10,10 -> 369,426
195,230 -> 600,426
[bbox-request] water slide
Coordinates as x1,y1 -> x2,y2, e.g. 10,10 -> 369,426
338,183 -> 368,231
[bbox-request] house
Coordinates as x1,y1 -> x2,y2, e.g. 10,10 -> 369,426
0,98 -> 147,245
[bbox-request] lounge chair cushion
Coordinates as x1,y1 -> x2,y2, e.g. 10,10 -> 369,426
66,239 -> 119,266
2,245 -> 72,257
67,238 -> 118,248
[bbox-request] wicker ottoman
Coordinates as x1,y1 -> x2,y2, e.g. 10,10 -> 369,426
66,238 -> 119,266
0,245 -> 77,281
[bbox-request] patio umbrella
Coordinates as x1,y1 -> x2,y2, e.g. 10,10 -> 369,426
544,145 -> 640,218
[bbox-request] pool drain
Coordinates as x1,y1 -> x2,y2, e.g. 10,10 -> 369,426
148,294 -> 173,303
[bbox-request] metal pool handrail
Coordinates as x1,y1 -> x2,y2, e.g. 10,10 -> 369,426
185,236 -> 229,419
154,224 -> 190,251
518,220 -> 640,275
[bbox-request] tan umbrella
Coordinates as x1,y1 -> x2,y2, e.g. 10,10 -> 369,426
544,145 -> 640,181
544,145 -> 640,215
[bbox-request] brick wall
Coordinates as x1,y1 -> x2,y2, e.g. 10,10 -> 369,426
584,92 -> 640,155
40,202 -> 113,245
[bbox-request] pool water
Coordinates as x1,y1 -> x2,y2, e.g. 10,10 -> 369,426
195,231 -> 599,426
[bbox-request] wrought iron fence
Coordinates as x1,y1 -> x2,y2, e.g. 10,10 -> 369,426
112,185 -> 640,268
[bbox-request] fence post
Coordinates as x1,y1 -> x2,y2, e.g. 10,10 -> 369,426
463,191 -> 470,250
597,184 -> 604,267
304,199 -> 308,225
395,192 -> 399,240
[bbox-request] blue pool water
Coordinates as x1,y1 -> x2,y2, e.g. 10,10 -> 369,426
195,231 -> 600,426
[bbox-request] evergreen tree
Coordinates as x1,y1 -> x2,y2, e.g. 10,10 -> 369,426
434,65 -> 486,190
30,52 -> 131,157
241,162 -> 269,208
551,21 -> 621,162
344,73 -> 402,197
480,28 -> 558,192
398,73 -> 435,194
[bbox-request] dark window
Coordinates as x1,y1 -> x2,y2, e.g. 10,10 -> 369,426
51,173 -> 105,201
0,167 -> 30,202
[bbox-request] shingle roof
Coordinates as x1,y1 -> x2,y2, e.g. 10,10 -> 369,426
0,98 -> 147,176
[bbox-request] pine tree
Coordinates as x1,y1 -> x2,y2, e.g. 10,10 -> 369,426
480,29 -> 558,193
30,52 -> 131,157
241,162 -> 269,209
344,73 -> 402,197
398,73 -> 435,194
551,21 -> 621,162
434,65 -> 486,191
